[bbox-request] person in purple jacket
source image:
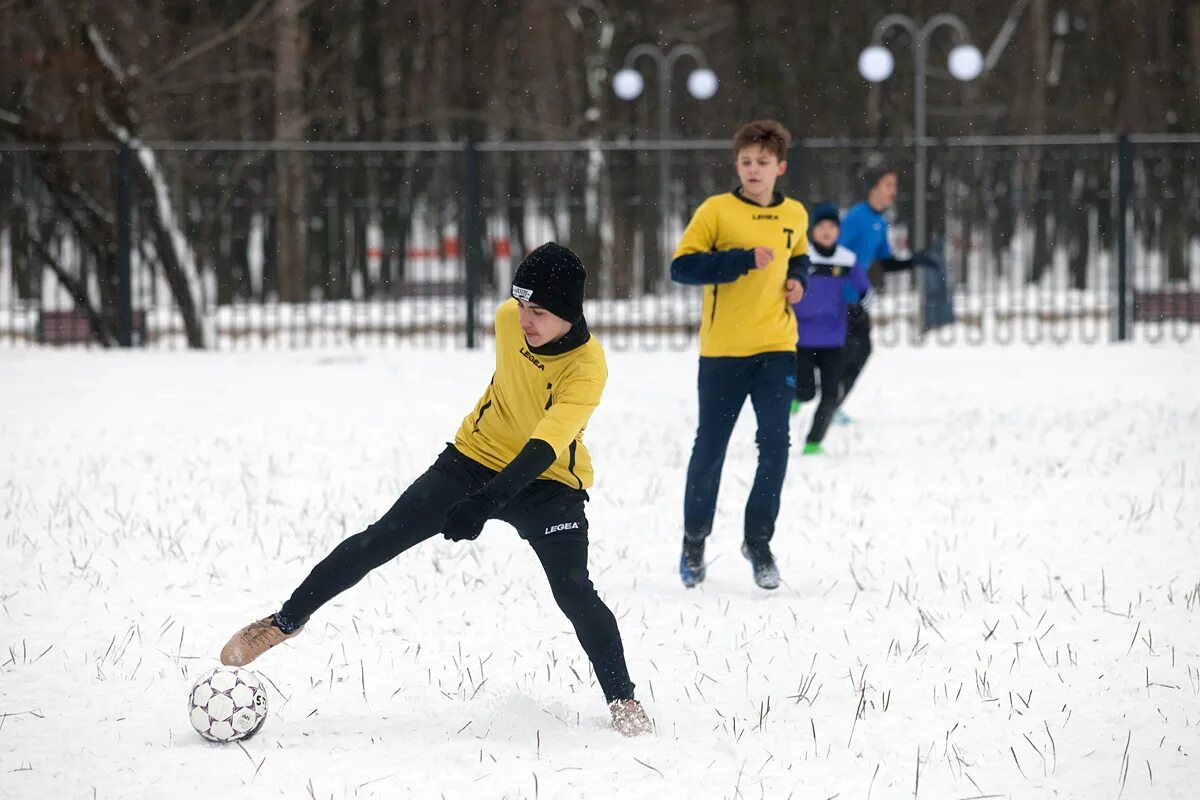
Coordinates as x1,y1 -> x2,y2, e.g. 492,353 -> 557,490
790,203 -> 868,454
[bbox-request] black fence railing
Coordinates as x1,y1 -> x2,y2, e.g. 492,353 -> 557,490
1,135 -> 1197,349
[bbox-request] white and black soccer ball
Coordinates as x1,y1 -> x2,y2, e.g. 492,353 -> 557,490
188,666 -> 268,743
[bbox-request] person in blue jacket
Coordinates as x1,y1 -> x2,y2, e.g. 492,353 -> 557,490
836,167 -> 935,421
790,203 -> 867,454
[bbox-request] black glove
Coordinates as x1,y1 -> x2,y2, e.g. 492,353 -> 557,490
442,440 -> 557,542
442,493 -> 499,541
913,252 -> 939,269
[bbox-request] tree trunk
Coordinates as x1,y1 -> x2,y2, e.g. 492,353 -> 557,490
131,152 -> 207,348
1025,0 -> 1052,284
379,3 -> 407,295
1069,166 -> 1091,291
274,0 -> 308,303
610,149 -> 635,299
27,224 -> 117,346
1190,1 -> 1200,129
1117,0 -> 1149,131
1165,155 -> 1188,283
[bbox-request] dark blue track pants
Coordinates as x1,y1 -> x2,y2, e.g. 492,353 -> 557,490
683,352 -> 794,547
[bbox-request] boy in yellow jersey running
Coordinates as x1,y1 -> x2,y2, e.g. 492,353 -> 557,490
670,119 -> 809,590
219,243 -> 651,737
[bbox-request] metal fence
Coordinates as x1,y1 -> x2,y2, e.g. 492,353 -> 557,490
1,134 -> 1198,349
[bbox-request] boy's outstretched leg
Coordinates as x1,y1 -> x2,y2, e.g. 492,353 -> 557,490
508,482 -> 651,734
220,447 -> 480,666
528,533 -> 651,735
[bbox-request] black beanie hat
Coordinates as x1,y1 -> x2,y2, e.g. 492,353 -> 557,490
809,202 -> 841,229
511,242 -> 587,323
860,165 -> 894,196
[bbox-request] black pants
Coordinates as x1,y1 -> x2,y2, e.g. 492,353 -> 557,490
277,446 -> 635,704
795,346 -> 844,445
839,305 -> 872,406
683,352 -> 794,547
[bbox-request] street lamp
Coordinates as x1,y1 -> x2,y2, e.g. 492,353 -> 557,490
858,14 -> 983,252
613,44 -> 717,289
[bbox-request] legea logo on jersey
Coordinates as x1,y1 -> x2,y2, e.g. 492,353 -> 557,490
520,347 -> 545,370
512,285 -> 533,301
544,521 -> 581,535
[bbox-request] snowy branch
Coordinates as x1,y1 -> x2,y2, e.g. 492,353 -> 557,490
86,24 -> 126,83
83,19 -> 207,348
93,102 -> 207,346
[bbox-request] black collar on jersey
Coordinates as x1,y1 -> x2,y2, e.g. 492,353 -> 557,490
527,315 -> 591,356
732,187 -> 785,208
811,241 -> 837,258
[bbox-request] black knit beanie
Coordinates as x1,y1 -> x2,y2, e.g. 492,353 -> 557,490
860,165 -> 896,197
511,242 -> 587,323
809,202 -> 841,229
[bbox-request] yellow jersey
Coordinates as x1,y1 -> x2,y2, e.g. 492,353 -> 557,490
672,190 -> 810,357
453,299 -> 606,489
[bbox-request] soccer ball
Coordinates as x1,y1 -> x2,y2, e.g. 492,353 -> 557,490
188,666 -> 268,742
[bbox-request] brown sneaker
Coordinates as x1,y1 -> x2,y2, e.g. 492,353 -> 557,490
220,616 -> 303,667
609,699 -> 653,737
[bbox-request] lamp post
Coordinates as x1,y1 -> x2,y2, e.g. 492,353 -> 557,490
858,14 -> 983,251
613,44 -> 717,287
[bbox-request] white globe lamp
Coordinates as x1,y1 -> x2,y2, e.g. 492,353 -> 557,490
686,68 -> 719,100
612,69 -> 644,101
858,45 -> 895,83
947,44 -> 984,81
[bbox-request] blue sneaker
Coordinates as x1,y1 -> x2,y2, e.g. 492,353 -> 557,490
833,409 -> 853,426
680,539 -> 706,588
741,542 -> 780,590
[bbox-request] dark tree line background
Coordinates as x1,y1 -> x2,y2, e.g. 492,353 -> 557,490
0,0 -> 1197,346
6,0 -> 1197,142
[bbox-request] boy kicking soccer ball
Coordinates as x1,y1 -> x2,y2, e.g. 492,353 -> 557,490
219,243 -> 652,737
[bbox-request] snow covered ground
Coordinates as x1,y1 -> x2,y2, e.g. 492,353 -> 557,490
2,342 -> 1198,799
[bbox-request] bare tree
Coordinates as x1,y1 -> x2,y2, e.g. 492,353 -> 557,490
4,0 -> 1200,340
1,4 -> 210,346
273,0 -> 308,303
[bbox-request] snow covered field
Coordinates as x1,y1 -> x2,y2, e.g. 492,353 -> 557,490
2,342 -> 1198,799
